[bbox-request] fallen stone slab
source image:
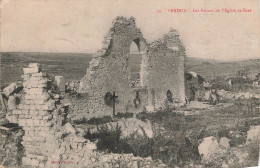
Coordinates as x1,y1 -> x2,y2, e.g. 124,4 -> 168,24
246,125 -> 260,144
3,82 -> 23,96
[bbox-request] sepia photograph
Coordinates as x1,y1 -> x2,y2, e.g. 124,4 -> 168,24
0,0 -> 259,167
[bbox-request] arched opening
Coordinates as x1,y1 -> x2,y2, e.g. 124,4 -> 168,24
129,39 -> 142,88
128,38 -> 148,88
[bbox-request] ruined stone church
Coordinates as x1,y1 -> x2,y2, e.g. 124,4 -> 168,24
79,16 -> 186,116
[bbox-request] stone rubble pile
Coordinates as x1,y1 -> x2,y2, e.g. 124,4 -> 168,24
1,63 -> 167,168
0,111 -> 8,125
0,128 -> 24,167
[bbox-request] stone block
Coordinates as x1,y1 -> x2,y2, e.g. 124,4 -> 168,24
34,120 -> 40,126
23,67 -> 40,74
6,114 -> 18,123
39,120 -> 45,126
41,127 -> 50,131
27,119 -> 34,126
34,115 -> 42,120
22,157 -> 31,165
23,126 -> 31,131
27,153 -> 37,159
12,109 -> 19,115
55,76 -> 66,92
23,136 -> 33,142
45,121 -> 53,127
27,88 -> 44,95
8,95 -> 17,110
43,114 -> 52,120
31,72 -> 46,77
19,114 -> 25,119
31,159 -> 39,167
41,111 -> 49,116
28,63 -> 40,68
3,82 -> 23,96
64,122 -> 76,134
18,119 -> 27,126
38,131 -> 50,137
39,163 -> 45,168
35,136 -> 46,142
42,104 -> 55,111
37,155 -> 47,161
24,114 -> 31,119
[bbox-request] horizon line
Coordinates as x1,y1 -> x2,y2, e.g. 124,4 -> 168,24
1,51 -> 259,62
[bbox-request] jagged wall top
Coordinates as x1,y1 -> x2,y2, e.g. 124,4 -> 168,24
150,28 -> 186,55
93,16 -> 144,58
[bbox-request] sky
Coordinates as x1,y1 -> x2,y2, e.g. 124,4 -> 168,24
0,0 -> 259,61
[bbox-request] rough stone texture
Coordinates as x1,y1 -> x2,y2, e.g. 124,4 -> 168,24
63,93 -> 90,122
80,16 -> 186,118
54,76 -> 65,92
146,29 -> 186,109
4,63 -> 65,167
79,16 -> 148,117
3,82 -> 23,96
3,63 -> 167,168
198,136 -> 228,164
0,128 -> 24,167
246,125 -> 260,144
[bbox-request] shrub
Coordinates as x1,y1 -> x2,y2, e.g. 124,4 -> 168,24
84,124 -> 133,154
73,116 -> 113,125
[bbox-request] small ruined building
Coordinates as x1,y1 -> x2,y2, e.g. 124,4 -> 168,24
79,16 -> 186,118
185,71 -> 205,101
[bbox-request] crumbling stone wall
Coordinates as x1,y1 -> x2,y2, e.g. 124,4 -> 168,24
3,63 -> 168,168
80,16 -> 186,116
146,29 -> 186,109
80,16 -> 149,116
64,93 -> 89,122
11,63 -> 62,167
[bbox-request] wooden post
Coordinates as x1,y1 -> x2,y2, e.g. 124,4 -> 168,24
112,91 -> 118,116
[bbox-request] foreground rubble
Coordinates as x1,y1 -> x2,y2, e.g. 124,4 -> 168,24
0,63 -> 167,168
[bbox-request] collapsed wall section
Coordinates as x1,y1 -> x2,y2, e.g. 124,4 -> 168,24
9,63 -> 65,167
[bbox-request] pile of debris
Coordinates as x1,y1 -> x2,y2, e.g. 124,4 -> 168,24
0,63 -> 167,168
0,127 -> 24,167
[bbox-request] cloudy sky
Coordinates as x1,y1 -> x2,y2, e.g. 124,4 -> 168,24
1,0 -> 259,60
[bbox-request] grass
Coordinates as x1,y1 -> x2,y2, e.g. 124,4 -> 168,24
73,112 -> 135,125
73,101 -> 259,167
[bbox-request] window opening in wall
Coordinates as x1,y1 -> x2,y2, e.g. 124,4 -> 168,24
129,39 -> 142,88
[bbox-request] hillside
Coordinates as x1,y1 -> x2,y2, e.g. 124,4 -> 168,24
1,52 -> 260,87
0,52 -> 92,87
186,57 -> 260,81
